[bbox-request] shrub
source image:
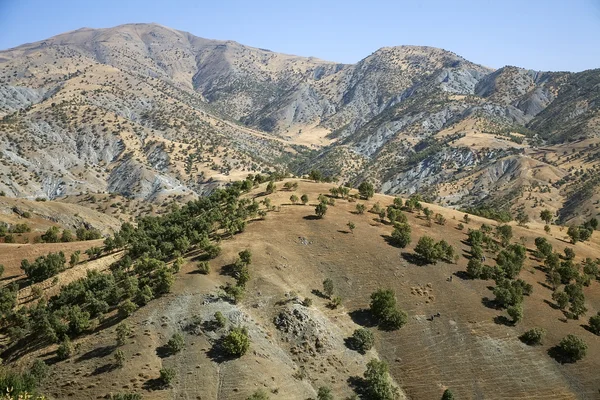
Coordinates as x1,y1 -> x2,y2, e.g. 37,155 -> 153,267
363,359 -> 398,400
552,291 -> 569,309
114,349 -> 125,368
350,328 -> 375,354
214,311 -> 227,328
557,334 -> 587,362
466,258 -> 484,279
520,327 -> 546,345
358,182 -> 374,199
328,296 -> 342,309
197,261 -> 210,274
247,389 -> 270,400
317,386 -> 334,400
222,327 -> 250,357
167,332 -> 185,354
588,312 -> 600,335
57,338 -> 73,360
119,299 -> 138,317
356,203 -> 366,214
507,303 -> 523,324
315,202 -> 328,218
116,323 -> 132,346
29,359 -> 49,384
290,194 -> 299,204
301,194 -> 309,205
441,389 -> 455,400
414,236 -> 438,263
370,289 -> 407,330
390,223 -> 411,248
159,367 -> 176,386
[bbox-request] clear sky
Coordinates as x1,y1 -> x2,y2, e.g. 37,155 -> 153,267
0,0 -> 599,72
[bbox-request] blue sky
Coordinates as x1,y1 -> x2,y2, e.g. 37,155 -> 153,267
0,0 -> 599,72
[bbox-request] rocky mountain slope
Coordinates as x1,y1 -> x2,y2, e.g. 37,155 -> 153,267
0,23 -> 598,224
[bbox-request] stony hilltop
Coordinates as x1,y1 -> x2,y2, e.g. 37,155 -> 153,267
0,23 -> 599,225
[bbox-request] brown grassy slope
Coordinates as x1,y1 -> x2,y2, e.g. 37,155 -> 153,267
15,180 -> 600,399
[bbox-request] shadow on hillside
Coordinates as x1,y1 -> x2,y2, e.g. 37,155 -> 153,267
453,271 -> 471,280
581,324 -> 598,335
91,363 -> 117,376
303,215 -> 321,220
537,281 -> 553,290
337,230 -> 351,234
142,377 -> 167,391
156,344 -> 177,358
311,289 -> 329,300
493,315 -> 513,326
206,338 -> 238,363
400,252 -> 429,267
76,345 -> 115,362
547,346 -> 579,364
347,375 -> 367,397
349,309 -> 376,328
481,297 -> 501,310
543,299 -> 560,310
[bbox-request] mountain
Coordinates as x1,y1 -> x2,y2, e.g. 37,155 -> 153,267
0,23 -> 599,224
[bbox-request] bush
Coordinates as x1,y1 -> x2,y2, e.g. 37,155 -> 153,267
197,261 -> 210,274
350,328 -> 375,354
317,386 -> 334,400
114,349 -> 125,368
116,323 -> 132,346
358,182 -> 374,199
441,389 -> 455,400
466,258 -> 483,279
214,311 -> 227,328
520,327 -> 546,345
363,359 -> 398,400
356,203 -> 366,214
301,194 -> 309,205
390,223 -> 411,248
507,303 -> 523,324
315,202 -> 328,218
557,334 -> 587,362
222,327 -> 250,358
588,312 -> 600,335
57,338 -> 73,360
119,299 -> 138,317
167,332 -> 185,354
328,296 -> 342,309
110,393 -> 142,400
159,367 -> 176,386
247,389 -> 270,400
414,236 -> 438,263
370,289 -> 407,331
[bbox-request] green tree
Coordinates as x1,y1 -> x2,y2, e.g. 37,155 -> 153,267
350,328 -> 374,354
363,359 -> 398,400
57,338 -> 73,360
317,386 -> 334,400
116,323 -> 132,346
567,225 -> 580,244
301,194 -> 309,205
390,223 -> 411,248
265,181 -> 276,194
557,334 -> 587,362
441,389 -> 455,400
516,210 -> 530,226
315,202 -> 328,218
369,289 -> 407,330
563,247 -> 575,260
534,237 -> 553,259
222,327 -> 250,357
290,194 -> 299,204
167,332 -> 185,354
588,312 -> 600,335
496,225 -> 513,247
520,327 -> 546,345
159,367 -> 176,387
552,291 -> 569,310
540,209 -> 553,224
507,303 -> 523,324
466,258 -> 484,279
358,182 -> 374,199
114,349 -> 125,368
414,236 -> 439,263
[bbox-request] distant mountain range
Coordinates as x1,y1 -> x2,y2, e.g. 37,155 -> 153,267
0,23 -> 598,223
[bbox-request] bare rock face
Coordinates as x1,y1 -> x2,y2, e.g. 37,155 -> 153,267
1,23 -> 598,220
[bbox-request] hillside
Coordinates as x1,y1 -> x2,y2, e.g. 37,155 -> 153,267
0,179 -> 599,399
0,23 -> 599,225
